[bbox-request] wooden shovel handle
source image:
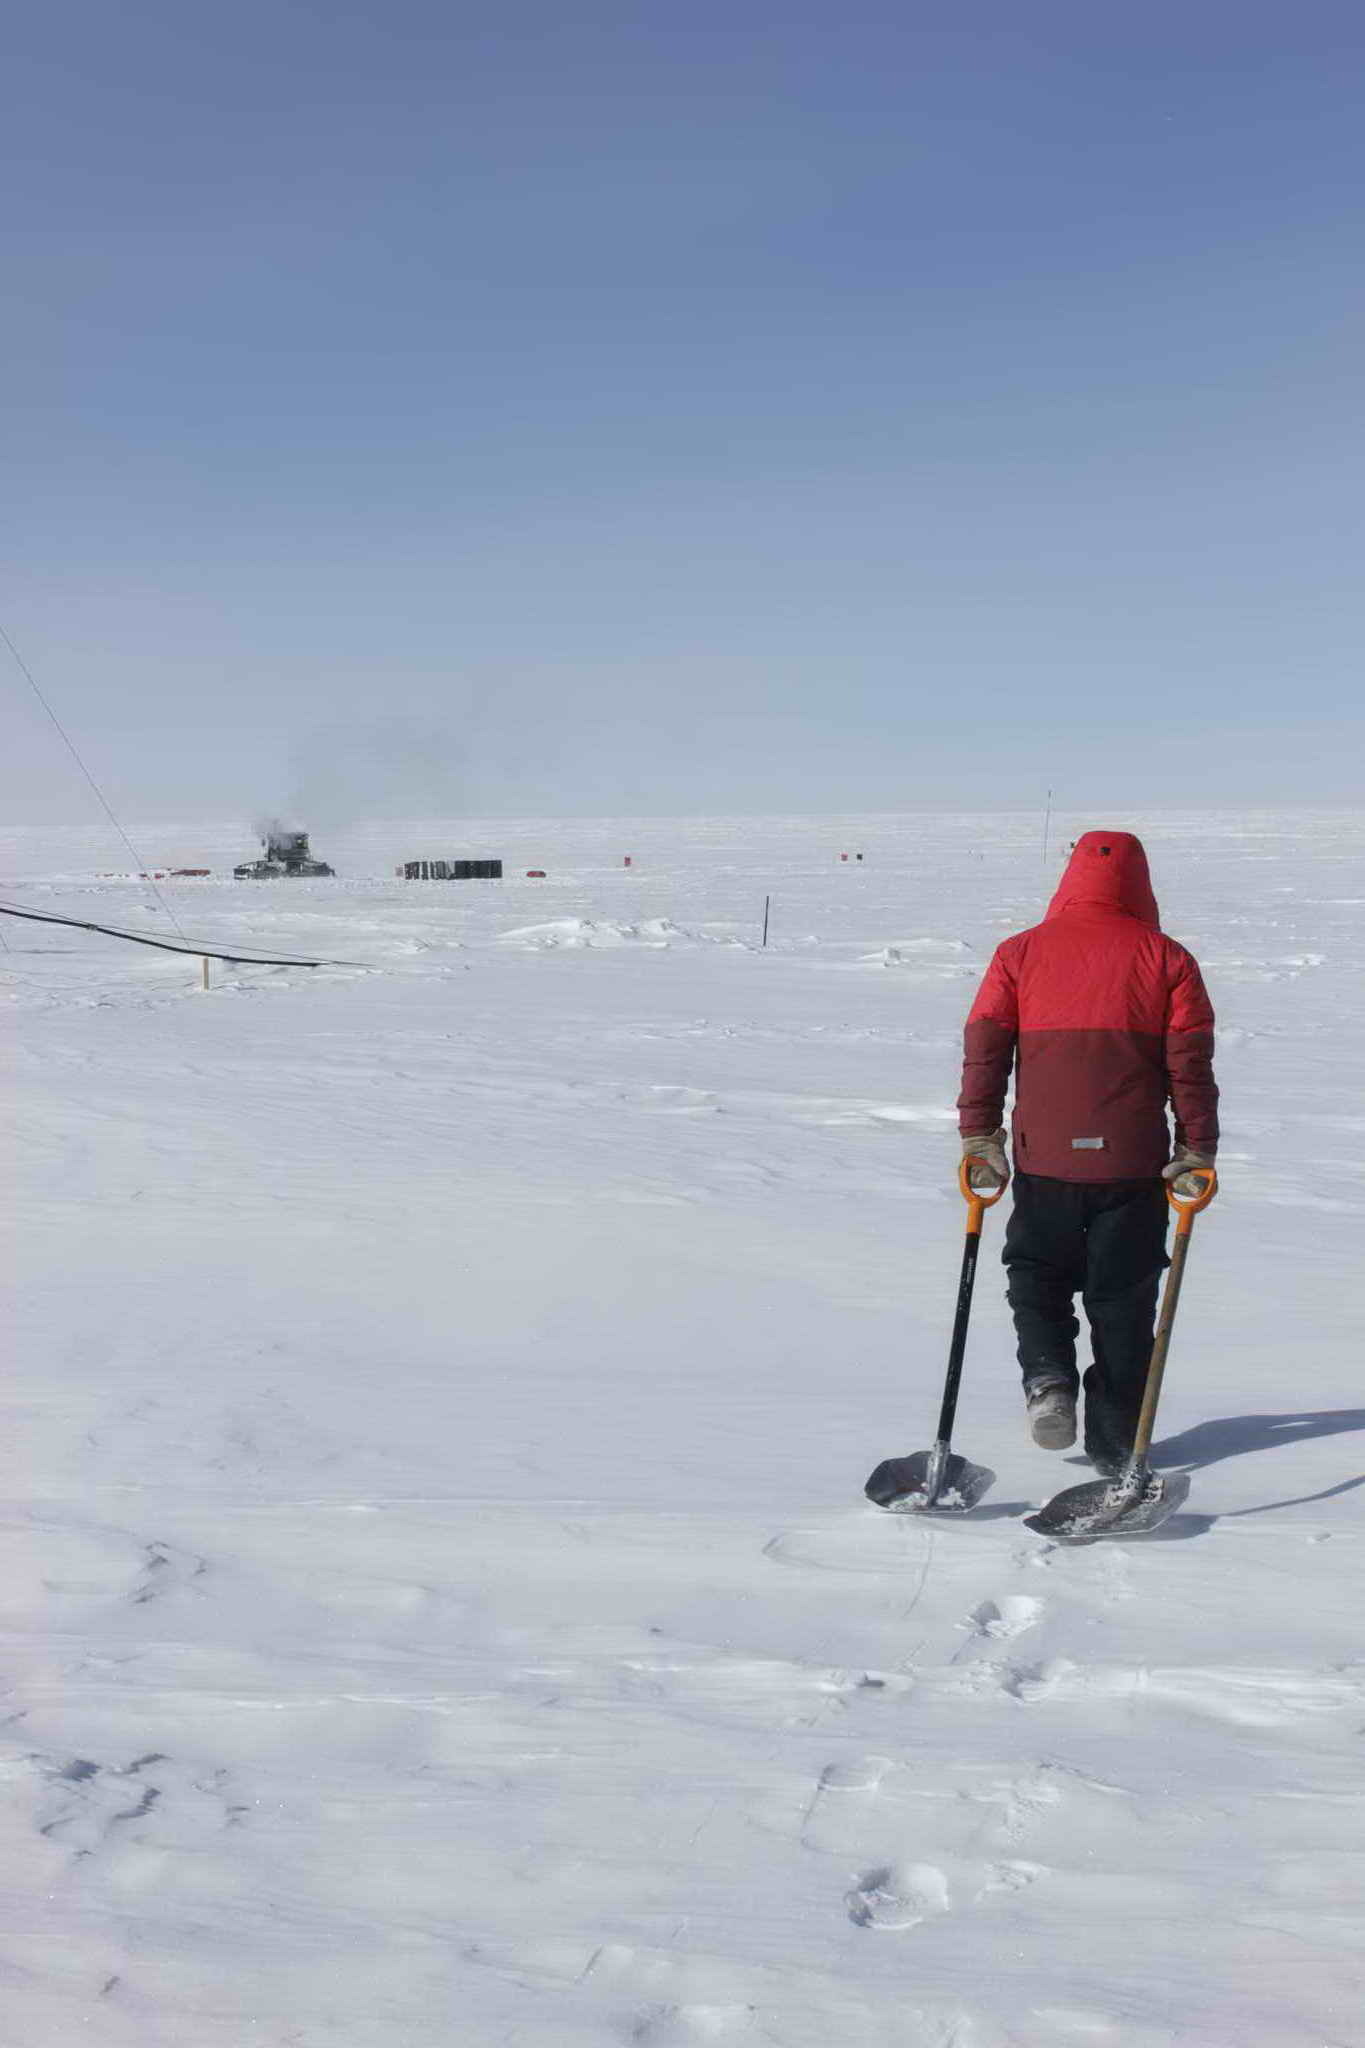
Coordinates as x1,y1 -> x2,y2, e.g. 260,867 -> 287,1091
1131,1167 -> 1215,1460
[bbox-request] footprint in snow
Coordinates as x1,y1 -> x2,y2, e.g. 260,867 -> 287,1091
130,1541 -> 208,1605
846,1861 -> 951,1930
37,1751 -> 246,1861
962,1594 -> 1046,1640
1000,1658 -> 1363,1727
802,1754 -> 895,1853
818,1755 -> 893,1791
627,2003 -> 761,2044
977,1859 -> 1048,1897
846,1854 -> 1047,1933
963,1762 -> 1082,1850
645,1086 -> 721,1115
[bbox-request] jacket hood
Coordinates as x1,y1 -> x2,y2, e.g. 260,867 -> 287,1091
1045,830 -> 1160,927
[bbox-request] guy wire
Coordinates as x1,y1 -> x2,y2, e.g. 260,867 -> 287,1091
0,618 -> 190,942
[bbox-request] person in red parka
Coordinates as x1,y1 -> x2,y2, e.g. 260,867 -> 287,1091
957,831 -> 1218,1472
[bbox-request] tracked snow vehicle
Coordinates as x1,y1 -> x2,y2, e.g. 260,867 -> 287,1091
234,828 -> 334,880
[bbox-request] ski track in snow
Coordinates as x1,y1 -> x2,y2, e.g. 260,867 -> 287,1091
4,808 -> 1365,2047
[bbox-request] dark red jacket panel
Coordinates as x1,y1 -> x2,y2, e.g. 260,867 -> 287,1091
958,832 -> 1219,1182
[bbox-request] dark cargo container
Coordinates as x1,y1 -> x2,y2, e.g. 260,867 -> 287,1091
402,859 -> 502,880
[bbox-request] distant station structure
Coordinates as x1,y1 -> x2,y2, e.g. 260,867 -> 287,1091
400,858 -> 503,881
234,828 -> 335,880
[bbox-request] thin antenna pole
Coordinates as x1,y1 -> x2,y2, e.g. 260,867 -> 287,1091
762,894 -> 770,949
1041,788 -> 1054,866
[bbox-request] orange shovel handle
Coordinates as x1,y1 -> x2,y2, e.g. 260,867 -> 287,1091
959,1155 -> 1007,1234
1166,1165 -> 1218,1236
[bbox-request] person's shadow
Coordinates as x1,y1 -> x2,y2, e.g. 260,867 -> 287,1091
1055,1408 -> 1365,1531
1150,1409 -> 1365,1520
1152,1409 -> 1365,1468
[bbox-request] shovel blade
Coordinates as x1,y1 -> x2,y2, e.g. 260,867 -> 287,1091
1024,1467 -> 1189,1542
865,1450 -> 996,1515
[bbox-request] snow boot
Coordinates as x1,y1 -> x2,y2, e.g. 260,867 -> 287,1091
1083,1429 -> 1127,1479
1025,1377 -> 1077,1450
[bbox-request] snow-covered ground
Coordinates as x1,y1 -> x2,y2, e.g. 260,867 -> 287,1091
3,809 -> 1363,2048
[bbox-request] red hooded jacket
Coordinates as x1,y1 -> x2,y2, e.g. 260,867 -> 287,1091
958,832 -> 1219,1182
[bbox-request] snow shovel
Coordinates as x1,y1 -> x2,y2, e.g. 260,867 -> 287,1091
1024,1167 -> 1218,1541
865,1158 -> 1005,1514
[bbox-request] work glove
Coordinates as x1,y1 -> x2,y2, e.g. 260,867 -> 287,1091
961,1129 -> 1009,1191
1163,1146 -> 1217,1198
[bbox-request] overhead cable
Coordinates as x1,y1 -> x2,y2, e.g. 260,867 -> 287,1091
0,899 -> 353,969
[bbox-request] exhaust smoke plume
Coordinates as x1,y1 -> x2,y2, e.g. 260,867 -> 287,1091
285,718 -> 468,830
252,812 -> 306,842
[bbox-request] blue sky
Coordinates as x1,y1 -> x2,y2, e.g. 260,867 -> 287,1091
4,1 -> 1363,819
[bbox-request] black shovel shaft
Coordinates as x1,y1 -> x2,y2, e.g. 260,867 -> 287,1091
934,1217 -> 983,1446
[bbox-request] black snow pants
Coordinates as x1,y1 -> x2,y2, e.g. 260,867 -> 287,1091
1003,1172 -> 1169,1462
